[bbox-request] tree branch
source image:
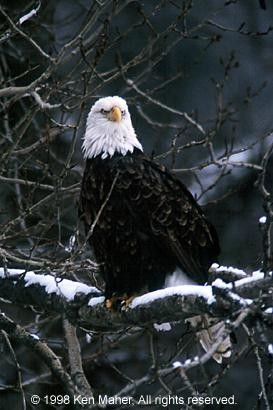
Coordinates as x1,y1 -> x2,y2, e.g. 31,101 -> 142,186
63,319 -> 93,398
0,267 -> 271,332
0,312 -> 80,404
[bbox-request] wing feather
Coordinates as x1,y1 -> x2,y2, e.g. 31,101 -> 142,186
80,153 -> 220,284
109,153 -> 220,283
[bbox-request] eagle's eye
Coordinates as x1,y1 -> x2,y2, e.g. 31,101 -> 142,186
100,108 -> 109,114
121,110 -> 126,116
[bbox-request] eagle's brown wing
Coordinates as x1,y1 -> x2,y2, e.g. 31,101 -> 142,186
109,153 -> 220,284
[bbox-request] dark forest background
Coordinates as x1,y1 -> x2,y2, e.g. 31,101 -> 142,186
0,1 -> 273,409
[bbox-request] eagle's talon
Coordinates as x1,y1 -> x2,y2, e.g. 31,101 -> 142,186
121,295 -> 136,309
105,294 -> 136,311
105,296 -> 118,310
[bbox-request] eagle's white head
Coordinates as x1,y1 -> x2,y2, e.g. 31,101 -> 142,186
82,96 -> 143,159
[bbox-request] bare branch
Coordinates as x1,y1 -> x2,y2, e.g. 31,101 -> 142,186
0,6 -> 53,61
126,79 -> 206,135
0,312 -> 80,402
63,319 -> 93,398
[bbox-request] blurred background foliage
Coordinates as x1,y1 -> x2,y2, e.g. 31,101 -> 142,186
0,1 -> 273,409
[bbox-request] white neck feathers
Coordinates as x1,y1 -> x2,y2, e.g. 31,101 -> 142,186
82,97 -> 143,160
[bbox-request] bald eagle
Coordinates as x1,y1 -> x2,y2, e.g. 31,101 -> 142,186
80,95 -> 220,300
79,96 -> 231,362
80,95 -> 220,297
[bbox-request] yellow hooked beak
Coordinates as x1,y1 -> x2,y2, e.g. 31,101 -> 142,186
108,106 -> 122,122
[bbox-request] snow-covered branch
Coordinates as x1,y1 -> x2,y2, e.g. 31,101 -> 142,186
0,267 -> 271,332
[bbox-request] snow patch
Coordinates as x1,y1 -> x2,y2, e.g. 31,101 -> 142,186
65,234 -> 76,253
154,322 -> 172,332
210,264 -> 247,277
130,285 -> 213,309
259,216 -> 267,224
207,295 -> 216,305
212,278 -> 231,289
212,277 -> 252,306
172,361 -> 182,368
0,268 -> 98,301
19,4 -> 40,25
86,333 -> 94,343
212,269 -> 267,289
0,268 -> 26,277
24,272 -> 96,300
228,292 -> 252,306
234,270 -> 265,287
268,344 -> 273,355
88,296 -> 105,306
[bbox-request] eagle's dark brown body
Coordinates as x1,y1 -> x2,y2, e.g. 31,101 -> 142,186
79,149 -> 220,300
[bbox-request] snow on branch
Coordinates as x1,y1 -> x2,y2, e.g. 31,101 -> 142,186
0,266 -> 272,332
18,3 -> 41,26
